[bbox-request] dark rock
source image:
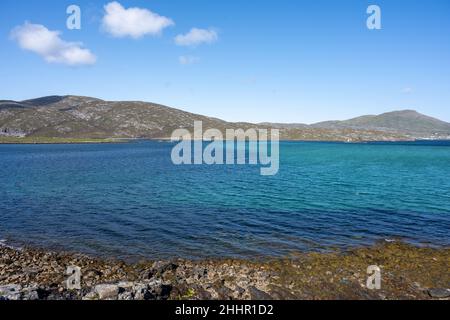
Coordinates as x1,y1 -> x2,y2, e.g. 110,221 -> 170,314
195,287 -> 213,300
36,288 -> 52,300
159,285 -> 173,300
143,290 -> 155,300
269,285 -> 297,300
169,282 -> 190,299
215,286 -> 234,300
148,262 -> 178,278
249,286 -> 272,300
235,286 -> 246,297
147,284 -> 173,300
85,269 -> 103,277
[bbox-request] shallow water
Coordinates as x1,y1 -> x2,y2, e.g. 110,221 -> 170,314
0,140 -> 449,260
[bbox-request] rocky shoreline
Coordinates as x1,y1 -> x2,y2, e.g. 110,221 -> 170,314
0,242 -> 449,300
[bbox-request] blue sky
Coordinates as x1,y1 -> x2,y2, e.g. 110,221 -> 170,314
1,0 -> 449,123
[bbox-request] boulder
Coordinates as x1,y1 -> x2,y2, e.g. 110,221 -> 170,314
0,284 -> 22,300
428,288 -> 450,298
248,286 -> 272,300
94,284 -> 119,300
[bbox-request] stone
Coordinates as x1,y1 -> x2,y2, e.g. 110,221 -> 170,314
118,291 -> 133,300
21,286 -> 40,300
195,287 -> 213,300
248,286 -> 272,300
132,283 -> 149,300
23,290 -> 39,300
428,288 -> 450,298
268,285 -> 297,300
82,291 -> 99,300
412,282 -> 424,290
141,282 -> 173,300
94,284 -> 119,300
148,262 -> 178,278
85,269 -> 103,278
154,284 -> 173,300
215,285 -> 234,300
117,281 -> 134,290
0,284 -> 22,300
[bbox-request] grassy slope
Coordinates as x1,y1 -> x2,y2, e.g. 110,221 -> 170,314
0,137 -> 122,144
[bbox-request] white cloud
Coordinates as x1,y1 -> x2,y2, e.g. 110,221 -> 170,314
10,22 -> 96,66
102,1 -> 174,39
179,55 -> 200,65
175,28 -> 218,47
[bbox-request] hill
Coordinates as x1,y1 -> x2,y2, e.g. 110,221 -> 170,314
312,110 -> 450,136
1,96 -> 449,142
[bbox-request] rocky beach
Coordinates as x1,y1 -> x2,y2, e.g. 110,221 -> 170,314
0,242 -> 449,300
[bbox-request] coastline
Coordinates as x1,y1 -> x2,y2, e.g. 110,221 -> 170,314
1,135 -> 450,145
0,137 -> 130,144
1,242 -> 449,300
0,137 -> 434,145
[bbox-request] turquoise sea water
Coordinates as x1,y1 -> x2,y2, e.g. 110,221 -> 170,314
0,141 -> 449,260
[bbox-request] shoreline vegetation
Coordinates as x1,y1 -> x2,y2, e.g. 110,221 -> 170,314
0,137 -> 130,144
1,242 -> 449,300
1,136 -> 448,145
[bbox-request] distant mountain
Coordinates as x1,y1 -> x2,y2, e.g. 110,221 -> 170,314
259,122 -> 309,129
311,110 -> 450,136
0,96 -> 239,139
1,96 -> 449,141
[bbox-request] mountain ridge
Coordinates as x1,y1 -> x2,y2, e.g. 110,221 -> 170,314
311,110 -> 450,135
1,96 -> 449,142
